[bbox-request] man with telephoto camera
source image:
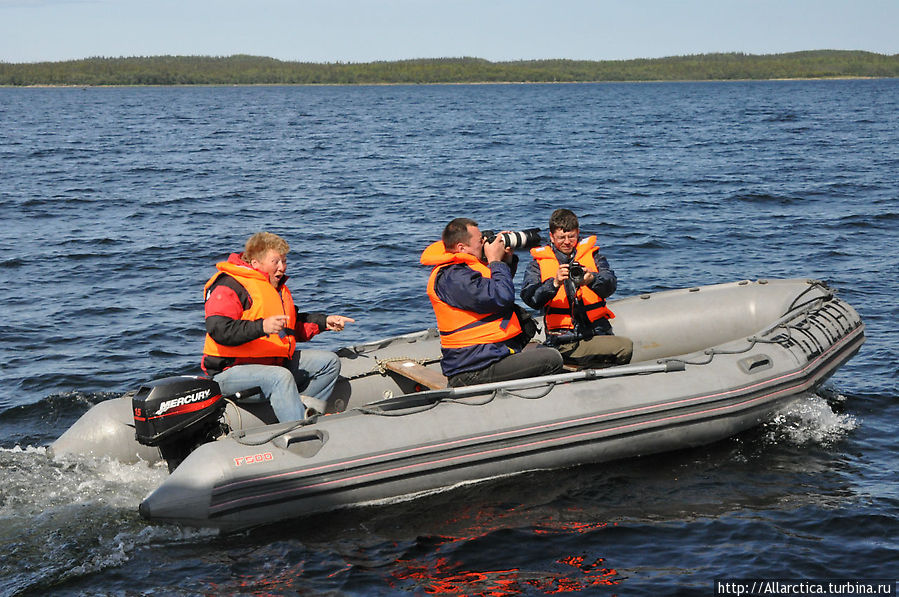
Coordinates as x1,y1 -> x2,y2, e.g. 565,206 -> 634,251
420,217 -> 563,387
521,209 -> 633,368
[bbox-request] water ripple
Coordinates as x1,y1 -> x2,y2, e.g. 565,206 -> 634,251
0,79 -> 896,593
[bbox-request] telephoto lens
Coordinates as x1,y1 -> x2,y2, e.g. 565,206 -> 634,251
483,228 -> 542,250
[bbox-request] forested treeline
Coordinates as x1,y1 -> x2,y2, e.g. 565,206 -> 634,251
2,51 -> 898,86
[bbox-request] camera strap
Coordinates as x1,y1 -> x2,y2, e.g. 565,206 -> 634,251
561,272 -> 594,341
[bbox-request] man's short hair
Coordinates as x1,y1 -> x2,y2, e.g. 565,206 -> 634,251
549,209 -> 579,233
442,217 -> 478,249
244,232 -> 290,263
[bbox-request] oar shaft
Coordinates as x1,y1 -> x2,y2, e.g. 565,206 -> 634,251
444,360 -> 682,398
368,360 -> 684,412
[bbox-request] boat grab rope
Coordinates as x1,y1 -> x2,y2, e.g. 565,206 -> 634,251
355,384 -> 557,417
786,279 -> 833,313
374,357 -> 425,375
662,335 -> 782,367
231,412 -> 320,446
338,356 -> 443,381
355,399 -> 443,416
661,293 -> 841,367
334,329 -> 441,359
222,398 -> 242,431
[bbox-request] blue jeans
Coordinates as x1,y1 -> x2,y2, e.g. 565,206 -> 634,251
213,349 -> 341,422
288,349 -> 341,410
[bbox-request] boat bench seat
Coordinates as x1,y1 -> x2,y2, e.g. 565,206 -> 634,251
382,359 -> 448,390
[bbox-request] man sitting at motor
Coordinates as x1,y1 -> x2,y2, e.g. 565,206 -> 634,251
202,231 -> 354,421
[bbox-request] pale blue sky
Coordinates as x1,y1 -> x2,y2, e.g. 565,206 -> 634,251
2,0 -> 897,64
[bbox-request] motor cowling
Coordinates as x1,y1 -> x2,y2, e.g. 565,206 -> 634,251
133,376 -> 226,471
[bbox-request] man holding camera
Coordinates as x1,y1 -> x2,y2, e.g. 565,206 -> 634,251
521,209 -> 633,368
421,217 -> 563,387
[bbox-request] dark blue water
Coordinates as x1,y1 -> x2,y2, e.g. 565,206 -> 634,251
1,81 -> 896,596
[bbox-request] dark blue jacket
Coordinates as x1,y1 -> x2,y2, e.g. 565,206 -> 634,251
433,257 -> 526,377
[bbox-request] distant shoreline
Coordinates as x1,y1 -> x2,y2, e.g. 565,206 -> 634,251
2,51 -> 897,86
7,76 -> 890,89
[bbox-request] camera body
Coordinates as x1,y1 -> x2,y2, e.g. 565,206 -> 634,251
568,261 -> 586,286
482,228 -> 542,251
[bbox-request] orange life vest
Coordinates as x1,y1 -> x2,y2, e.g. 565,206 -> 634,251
421,241 -> 523,349
530,235 -> 615,332
202,260 -> 297,359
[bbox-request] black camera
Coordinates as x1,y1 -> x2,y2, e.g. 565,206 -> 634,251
568,261 -> 586,286
482,228 -> 542,251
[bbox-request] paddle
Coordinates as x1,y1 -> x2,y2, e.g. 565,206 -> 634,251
365,360 -> 686,413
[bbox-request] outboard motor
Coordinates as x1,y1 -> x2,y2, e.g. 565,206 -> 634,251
133,376 -> 227,472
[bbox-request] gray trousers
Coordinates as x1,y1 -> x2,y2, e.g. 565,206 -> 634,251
555,334 -> 634,368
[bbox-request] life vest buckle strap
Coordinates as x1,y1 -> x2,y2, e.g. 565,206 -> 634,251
583,302 -> 608,312
440,311 -> 504,336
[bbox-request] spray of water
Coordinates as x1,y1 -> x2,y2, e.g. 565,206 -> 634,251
0,446 -> 217,595
765,391 -> 857,446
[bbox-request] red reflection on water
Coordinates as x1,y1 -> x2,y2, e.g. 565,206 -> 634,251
382,505 -> 622,595
389,530 -> 620,595
556,555 -> 619,588
533,521 -> 613,535
392,564 -> 521,596
391,556 -> 619,595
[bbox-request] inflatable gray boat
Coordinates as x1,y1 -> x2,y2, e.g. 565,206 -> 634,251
50,278 -> 864,531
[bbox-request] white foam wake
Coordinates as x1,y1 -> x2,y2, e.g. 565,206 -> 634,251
766,391 -> 857,446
